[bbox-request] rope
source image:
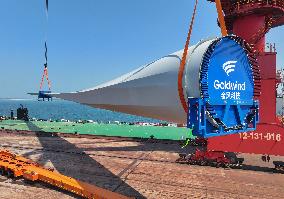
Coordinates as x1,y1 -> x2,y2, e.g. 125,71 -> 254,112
44,0 -> 48,66
177,0 -> 199,113
40,0 -> 51,91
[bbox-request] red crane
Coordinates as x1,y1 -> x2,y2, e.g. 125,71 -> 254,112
206,0 -> 284,164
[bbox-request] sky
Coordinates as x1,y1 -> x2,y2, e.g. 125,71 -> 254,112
0,0 -> 283,98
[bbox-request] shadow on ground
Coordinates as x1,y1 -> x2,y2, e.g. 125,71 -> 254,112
83,144 -> 279,174
20,121 -> 281,198
24,121 -> 145,198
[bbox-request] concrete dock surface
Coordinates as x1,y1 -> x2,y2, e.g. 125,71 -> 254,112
0,130 -> 283,198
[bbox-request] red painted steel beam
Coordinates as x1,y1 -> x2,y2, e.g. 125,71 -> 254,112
208,123 -> 284,156
233,15 -> 266,52
272,16 -> 284,27
218,0 -> 284,34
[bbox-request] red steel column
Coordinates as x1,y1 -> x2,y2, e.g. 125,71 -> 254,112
233,15 -> 266,52
257,52 -> 277,123
232,14 -> 277,123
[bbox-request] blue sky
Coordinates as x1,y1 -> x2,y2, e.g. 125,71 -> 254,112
0,0 -> 283,98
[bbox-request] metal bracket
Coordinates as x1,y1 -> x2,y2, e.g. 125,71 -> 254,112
187,98 -> 259,138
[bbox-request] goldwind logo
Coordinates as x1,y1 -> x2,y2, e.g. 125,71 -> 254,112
223,61 -> 237,76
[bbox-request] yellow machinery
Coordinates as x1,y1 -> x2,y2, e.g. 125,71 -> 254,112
0,150 -> 130,199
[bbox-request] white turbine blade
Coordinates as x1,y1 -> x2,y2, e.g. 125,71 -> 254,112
49,36 -> 252,124
52,49 -> 192,124
51,38 -> 218,124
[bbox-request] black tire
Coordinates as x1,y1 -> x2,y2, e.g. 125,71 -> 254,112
237,158 -> 244,165
200,160 -> 207,166
24,179 -> 36,185
216,162 -> 223,168
0,167 -> 5,176
6,170 -> 14,178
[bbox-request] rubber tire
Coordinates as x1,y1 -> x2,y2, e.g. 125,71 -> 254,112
7,170 -> 13,178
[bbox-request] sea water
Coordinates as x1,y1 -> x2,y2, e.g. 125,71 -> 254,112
0,99 -> 161,123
